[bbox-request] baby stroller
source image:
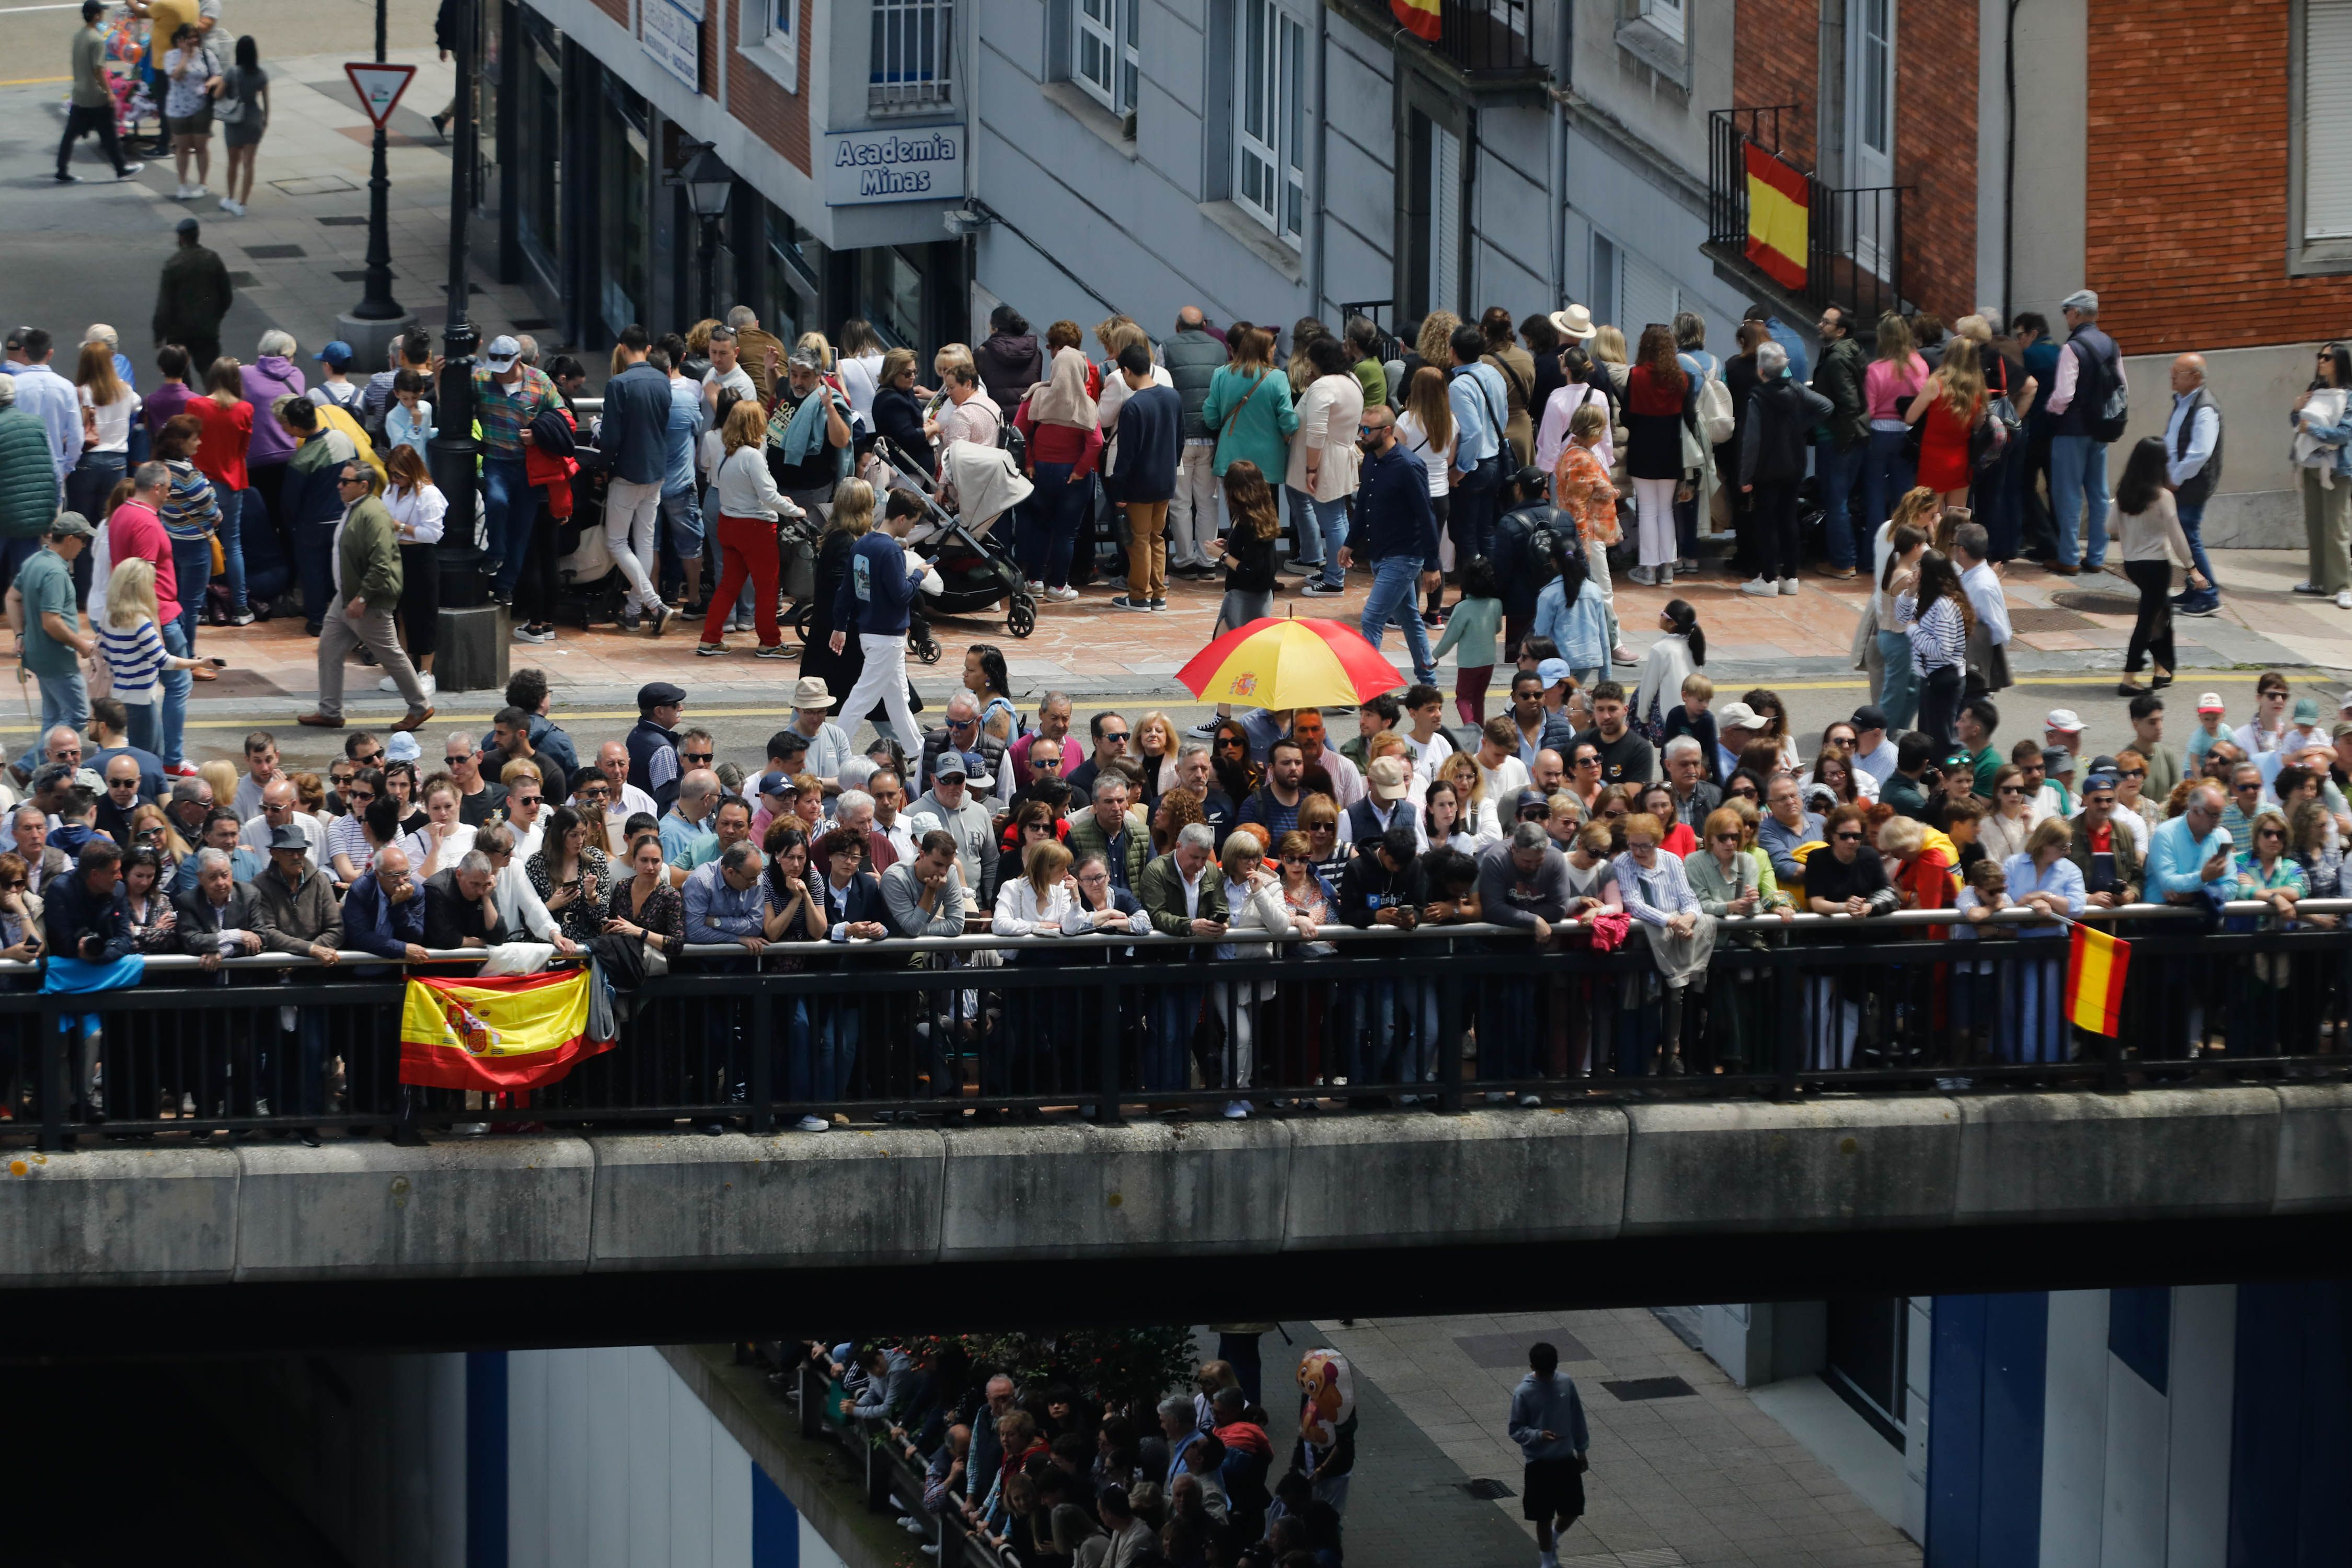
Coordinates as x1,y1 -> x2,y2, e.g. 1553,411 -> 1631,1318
871,436 -> 1039,655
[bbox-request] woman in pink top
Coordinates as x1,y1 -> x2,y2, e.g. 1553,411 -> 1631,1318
1861,312 -> 1930,541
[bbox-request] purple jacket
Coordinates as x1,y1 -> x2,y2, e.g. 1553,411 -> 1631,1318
241,355 -> 309,465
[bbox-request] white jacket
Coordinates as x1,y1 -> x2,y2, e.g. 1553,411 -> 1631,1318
991,875 -> 1074,937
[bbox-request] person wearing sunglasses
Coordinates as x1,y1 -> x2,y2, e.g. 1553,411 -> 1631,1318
2002,815 -> 2085,1065
1797,802 -> 1898,1068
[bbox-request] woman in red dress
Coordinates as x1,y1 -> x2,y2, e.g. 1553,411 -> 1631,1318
1905,336 -> 1986,506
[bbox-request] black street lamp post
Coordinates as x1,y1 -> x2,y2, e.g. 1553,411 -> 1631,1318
673,141 -> 734,319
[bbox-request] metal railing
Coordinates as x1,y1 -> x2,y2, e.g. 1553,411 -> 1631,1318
869,0 -> 954,111
793,1359 -> 1008,1568
1,903 -> 2346,1150
1432,0 -> 1542,78
1705,107 -> 1909,323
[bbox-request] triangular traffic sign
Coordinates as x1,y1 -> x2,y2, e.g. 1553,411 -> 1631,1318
344,62 -> 419,129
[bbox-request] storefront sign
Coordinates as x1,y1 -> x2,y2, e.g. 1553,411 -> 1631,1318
822,125 -> 964,205
641,0 -> 700,92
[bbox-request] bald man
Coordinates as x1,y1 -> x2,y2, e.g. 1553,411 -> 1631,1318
2165,351 -> 2224,615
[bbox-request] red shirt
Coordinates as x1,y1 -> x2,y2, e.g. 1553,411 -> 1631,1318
106,499 -> 179,622
189,396 -> 253,493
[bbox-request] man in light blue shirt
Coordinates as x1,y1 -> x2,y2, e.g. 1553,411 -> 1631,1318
2145,783 -> 2232,902
659,345 -> 708,608
8,330 -> 83,482
683,843 -> 769,948
1445,323 -> 1510,563
660,769 -> 720,868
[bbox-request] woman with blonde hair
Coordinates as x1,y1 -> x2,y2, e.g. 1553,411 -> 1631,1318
1414,312 -> 1462,377
1590,324 -> 1631,393
1863,312 -> 1930,534
71,340 -> 140,523
1905,334 -> 1987,506
1396,365 -> 1457,622
698,397 -> 802,657
1134,711 -> 1181,803
1438,749 -> 1500,844
98,559 -> 205,756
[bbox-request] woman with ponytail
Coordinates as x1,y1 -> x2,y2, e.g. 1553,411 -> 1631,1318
1633,597 -> 1707,744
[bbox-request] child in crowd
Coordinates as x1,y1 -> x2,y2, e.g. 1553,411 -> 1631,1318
1662,672 -> 1719,785
2186,691 -> 2227,777
1432,557 -> 1503,726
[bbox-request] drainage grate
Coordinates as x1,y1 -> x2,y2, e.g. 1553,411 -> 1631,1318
271,175 -> 359,196
332,269 -> 389,282
1601,1376 -> 1696,1402
243,244 -> 306,259
1460,1478 -> 1515,1500
2049,589 -> 2142,616
317,214 -> 368,226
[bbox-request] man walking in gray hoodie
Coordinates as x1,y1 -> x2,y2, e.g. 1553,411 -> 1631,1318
1507,1341 -> 1590,1568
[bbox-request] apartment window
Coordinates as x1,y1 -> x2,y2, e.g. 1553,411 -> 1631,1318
1076,0 -> 1138,117
1236,0 -> 1306,243
743,0 -> 798,90
1615,0 -> 1690,85
2293,0 -> 2352,271
1636,0 -> 1682,42
1588,232 -> 1618,327
871,0 -> 952,109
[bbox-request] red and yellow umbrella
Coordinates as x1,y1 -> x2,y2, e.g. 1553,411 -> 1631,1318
1176,616 -> 1403,710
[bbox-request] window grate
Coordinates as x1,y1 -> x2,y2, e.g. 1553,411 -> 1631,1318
870,0 -> 953,109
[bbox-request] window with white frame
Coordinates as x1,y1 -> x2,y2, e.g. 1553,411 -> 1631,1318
2295,0 -> 2352,270
748,0 -> 797,90
871,0 -> 952,108
1236,0 -> 1306,243
1636,0 -> 1682,42
1075,0 -> 1138,118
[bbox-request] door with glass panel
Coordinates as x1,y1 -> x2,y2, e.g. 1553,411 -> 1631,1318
1843,0 -> 1895,278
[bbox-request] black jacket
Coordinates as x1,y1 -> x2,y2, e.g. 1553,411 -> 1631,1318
175,881 -> 263,956
1337,848 -> 1426,927
1739,378 -> 1835,487
44,869 -> 134,964
872,385 -> 933,476
424,868 -> 506,949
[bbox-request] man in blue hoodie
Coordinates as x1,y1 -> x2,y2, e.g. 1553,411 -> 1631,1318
1508,1341 -> 1589,1568
828,488 -> 930,750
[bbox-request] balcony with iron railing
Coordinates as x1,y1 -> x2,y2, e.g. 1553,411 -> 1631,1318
1339,0 -> 1548,93
1703,105 -> 1910,325
870,0 -> 954,113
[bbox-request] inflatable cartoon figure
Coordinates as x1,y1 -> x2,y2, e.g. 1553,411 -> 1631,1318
1296,1348 -> 1354,1447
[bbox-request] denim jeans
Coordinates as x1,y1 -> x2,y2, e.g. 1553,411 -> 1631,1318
220,488 -> 251,613
1284,485 -> 1326,568
17,668 -> 88,775
1349,977 -> 1424,1089
1874,630 -> 1919,731
1147,980 -> 1205,1093
1815,440 -> 1868,568
1017,461 -> 1092,588
1974,436 -> 2024,561
1301,494 -> 1350,587
66,449 -> 125,525
2174,495 -> 2220,608
787,996 -> 861,1103
1863,428 -> 1915,536
481,456 -> 533,590
2048,435 -> 2110,568
1359,556 -> 1436,685
158,619 -> 193,767
170,534 -> 211,645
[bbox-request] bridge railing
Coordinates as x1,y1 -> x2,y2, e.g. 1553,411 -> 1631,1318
792,1358 -> 1010,1568
0,903 -> 2344,1147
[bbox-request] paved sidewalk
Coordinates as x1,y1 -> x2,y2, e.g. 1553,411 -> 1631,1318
1318,1311 -> 1919,1568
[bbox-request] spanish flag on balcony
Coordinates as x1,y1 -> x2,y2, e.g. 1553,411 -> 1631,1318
398,969 -> 606,1092
2063,923 -> 2131,1037
1392,0 -> 1443,42
1743,142 -> 1809,292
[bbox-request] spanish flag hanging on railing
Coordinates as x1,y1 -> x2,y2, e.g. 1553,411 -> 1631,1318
398,970 -> 605,1091
1743,142 -> 1809,291
2063,923 -> 2131,1037
1392,0 -> 1442,41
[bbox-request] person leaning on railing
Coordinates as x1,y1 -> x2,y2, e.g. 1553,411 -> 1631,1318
1136,823 -> 1226,1098
1476,822 -> 1570,1102
1798,803 -> 1896,1070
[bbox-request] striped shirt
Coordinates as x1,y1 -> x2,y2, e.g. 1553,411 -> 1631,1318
1899,591 -> 1968,677
98,620 -> 170,701
160,459 -> 220,541
471,365 -> 559,459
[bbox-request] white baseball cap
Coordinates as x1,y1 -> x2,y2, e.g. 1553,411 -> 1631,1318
2197,691 -> 2227,714
2043,708 -> 2083,733
482,334 -> 522,371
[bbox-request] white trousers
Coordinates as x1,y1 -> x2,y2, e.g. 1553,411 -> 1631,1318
1633,477 -> 1678,570
604,477 -> 664,613
837,631 -> 919,752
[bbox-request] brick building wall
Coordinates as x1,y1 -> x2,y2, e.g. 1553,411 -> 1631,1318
2084,0 -> 2352,355
592,0 -> 625,27
1893,0 -> 1976,324
1731,0 -> 1820,170
724,0 -> 813,176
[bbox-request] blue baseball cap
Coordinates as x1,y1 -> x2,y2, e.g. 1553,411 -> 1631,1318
315,340 -> 354,367
1536,658 -> 1574,687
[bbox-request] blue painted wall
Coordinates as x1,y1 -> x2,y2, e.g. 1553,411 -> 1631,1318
469,1352 -> 509,1568
2227,1281 -> 2352,1568
1926,1292 -> 2048,1568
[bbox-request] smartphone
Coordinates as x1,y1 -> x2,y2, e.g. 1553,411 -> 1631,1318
207,657 -> 228,667
2210,829 -> 2232,850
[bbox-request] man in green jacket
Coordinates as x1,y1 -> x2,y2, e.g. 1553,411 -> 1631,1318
0,376 -> 64,586
1134,822 -> 1226,1095
297,463 -> 433,733
152,217 -> 234,374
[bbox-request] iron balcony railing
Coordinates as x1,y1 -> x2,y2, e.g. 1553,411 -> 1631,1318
870,0 -> 954,111
1,904 -> 2346,1150
1432,0 -> 1543,78
1707,106 -> 1910,324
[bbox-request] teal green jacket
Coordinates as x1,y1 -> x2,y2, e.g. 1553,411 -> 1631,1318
1200,365 -> 1300,481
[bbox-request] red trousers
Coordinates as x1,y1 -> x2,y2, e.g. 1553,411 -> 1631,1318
701,514 -> 780,648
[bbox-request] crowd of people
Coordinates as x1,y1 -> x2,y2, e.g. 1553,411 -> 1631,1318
805,1335 -> 1357,1568
0,621 -> 2343,1135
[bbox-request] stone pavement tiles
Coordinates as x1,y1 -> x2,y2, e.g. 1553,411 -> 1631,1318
1311,1311 -> 1920,1568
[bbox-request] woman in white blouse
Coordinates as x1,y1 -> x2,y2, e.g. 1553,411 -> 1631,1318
400,776 -> 477,879
1285,336 -> 1366,595
72,341 -> 141,523
1213,833 -> 1315,1120
993,837 -> 1077,1074
383,446 -> 447,693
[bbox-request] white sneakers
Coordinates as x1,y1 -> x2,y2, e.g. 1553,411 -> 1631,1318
220,197 -> 245,216
795,1115 -> 828,1133
174,182 -> 207,200
1780,577 -> 1800,595
380,672 -> 437,695
1739,576 -> 1777,597
2338,589 -> 2352,610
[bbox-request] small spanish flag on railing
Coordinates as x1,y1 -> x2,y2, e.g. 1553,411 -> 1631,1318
399,969 -> 606,1091
1743,142 -> 1809,292
1392,0 -> 1442,41
2064,923 -> 2131,1037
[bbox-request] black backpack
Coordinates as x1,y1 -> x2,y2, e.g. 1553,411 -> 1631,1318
2081,341 -> 2129,444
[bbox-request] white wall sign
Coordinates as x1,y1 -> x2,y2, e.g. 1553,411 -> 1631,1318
642,0 -> 700,91
822,125 -> 965,205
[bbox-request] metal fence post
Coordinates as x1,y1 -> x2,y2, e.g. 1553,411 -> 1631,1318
797,1359 -> 820,1440
1096,976 -> 1123,1124
1434,968 -> 1462,1114
750,983 -> 776,1135
38,1002 -> 67,1153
